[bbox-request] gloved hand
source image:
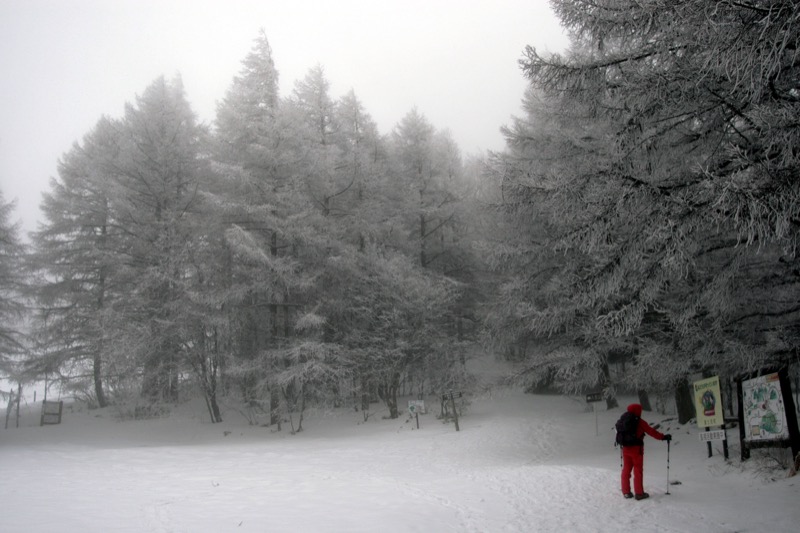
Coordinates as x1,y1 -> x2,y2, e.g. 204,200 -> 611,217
663,434 -> 672,441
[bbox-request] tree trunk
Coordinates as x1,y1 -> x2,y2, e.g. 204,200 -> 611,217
15,383 -> 21,428
206,330 -> 223,423
386,373 -> 400,419
94,260 -> 109,408
142,341 -> 180,403
296,383 -> 306,433
141,356 -> 163,401
360,375 -> 370,414
601,362 -> 619,409
270,388 -> 281,429
419,212 -> 427,267
240,297 -> 259,407
675,377 -> 696,424
202,382 -> 222,424
165,354 -> 179,402
724,376 -> 735,419
209,391 -> 222,423
93,352 -> 108,408
637,389 -> 652,411
268,231 -> 283,430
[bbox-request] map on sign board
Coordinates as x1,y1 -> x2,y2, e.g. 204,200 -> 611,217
741,372 -> 789,442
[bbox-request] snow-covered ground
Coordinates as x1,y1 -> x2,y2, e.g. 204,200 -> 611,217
1,389 -> 798,532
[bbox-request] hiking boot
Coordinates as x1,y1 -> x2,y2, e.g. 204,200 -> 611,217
634,493 -> 650,500
623,492 -> 634,499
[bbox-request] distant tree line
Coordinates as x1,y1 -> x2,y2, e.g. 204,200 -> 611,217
2,2 -> 797,427
1,30 -> 481,427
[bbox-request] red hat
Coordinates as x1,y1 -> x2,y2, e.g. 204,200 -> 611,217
627,403 -> 642,417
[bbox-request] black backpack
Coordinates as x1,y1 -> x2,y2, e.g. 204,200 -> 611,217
615,411 -> 643,446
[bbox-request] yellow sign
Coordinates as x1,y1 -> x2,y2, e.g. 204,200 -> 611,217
693,376 -> 723,428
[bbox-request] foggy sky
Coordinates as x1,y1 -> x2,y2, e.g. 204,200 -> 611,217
0,0 -> 569,236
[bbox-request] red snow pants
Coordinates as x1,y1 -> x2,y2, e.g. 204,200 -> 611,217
621,445 -> 645,495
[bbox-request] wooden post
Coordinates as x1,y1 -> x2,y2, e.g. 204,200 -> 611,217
736,377 -> 750,460
585,391 -> 603,436
4,389 -> 12,429
15,383 -> 21,428
722,426 -> 729,459
441,391 -> 463,431
449,391 -> 460,432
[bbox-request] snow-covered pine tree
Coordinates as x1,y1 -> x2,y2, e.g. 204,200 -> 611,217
488,0 -> 800,416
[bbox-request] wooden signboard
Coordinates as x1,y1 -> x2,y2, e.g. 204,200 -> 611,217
41,400 -> 63,426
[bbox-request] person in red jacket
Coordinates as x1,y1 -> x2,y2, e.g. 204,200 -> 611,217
620,403 -> 671,500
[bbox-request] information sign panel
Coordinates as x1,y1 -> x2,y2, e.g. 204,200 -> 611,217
40,400 -> 63,426
741,372 -> 790,442
693,376 -> 724,428
585,392 -> 603,403
408,400 -> 426,415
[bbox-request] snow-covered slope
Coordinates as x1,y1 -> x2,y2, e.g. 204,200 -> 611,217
1,390 -> 797,532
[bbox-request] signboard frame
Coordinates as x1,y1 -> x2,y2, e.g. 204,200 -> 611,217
736,366 -> 800,460
40,400 -> 63,426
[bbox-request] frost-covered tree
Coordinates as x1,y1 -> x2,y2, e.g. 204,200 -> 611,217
110,75 -> 209,401
212,29 -> 284,413
0,191 -> 27,377
31,77 -> 218,411
390,109 -> 464,271
331,89 -> 389,251
212,31 -> 328,426
29,118 -> 123,407
490,0 -> 800,416
320,247 -> 461,418
290,64 -> 336,147
388,111 -> 476,385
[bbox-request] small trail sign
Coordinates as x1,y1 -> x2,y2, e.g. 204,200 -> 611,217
408,400 -> 426,415
408,400 -> 426,429
699,429 -> 726,442
585,391 -> 603,403
441,391 -> 463,401
585,391 -> 603,436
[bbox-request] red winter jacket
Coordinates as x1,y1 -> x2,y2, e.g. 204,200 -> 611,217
627,403 -> 667,443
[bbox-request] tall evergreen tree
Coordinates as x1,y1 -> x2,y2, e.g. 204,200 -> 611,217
0,191 -> 27,377
29,118 -> 124,406
320,246 -> 461,418
111,75 -> 209,401
216,28 -> 280,154
490,0 -> 800,412
390,108 -> 438,266
331,89 -> 389,250
212,31 -> 322,425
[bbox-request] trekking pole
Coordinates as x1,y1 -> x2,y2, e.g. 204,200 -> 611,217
666,439 -> 671,495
